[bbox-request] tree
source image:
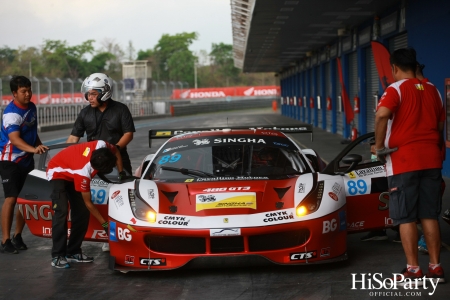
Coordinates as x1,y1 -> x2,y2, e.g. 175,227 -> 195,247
41,39 -> 95,78
210,43 -> 240,86
154,32 -> 198,83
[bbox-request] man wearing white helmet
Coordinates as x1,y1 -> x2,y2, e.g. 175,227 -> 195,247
66,73 -> 135,175
66,73 -> 135,252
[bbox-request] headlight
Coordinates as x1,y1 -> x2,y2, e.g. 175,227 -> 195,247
296,180 -> 324,217
129,188 -> 157,223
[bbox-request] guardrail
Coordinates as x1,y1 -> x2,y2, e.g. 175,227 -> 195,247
0,96 -> 276,132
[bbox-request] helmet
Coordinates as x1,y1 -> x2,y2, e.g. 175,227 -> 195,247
81,73 -> 113,102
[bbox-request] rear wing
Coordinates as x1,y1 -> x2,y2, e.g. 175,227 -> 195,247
148,124 -> 313,147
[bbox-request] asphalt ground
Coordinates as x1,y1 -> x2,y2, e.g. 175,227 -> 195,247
1,108 -> 449,300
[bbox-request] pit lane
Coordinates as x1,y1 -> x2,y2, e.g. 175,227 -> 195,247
1,108 -> 449,299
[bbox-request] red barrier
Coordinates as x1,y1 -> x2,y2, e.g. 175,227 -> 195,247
172,86 -> 280,99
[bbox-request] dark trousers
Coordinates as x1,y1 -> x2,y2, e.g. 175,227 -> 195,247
51,179 -> 90,257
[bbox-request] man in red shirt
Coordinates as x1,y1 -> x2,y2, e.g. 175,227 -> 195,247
46,140 -> 123,268
375,48 -> 445,285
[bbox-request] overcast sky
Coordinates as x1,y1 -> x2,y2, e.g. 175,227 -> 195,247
1,0 -> 233,56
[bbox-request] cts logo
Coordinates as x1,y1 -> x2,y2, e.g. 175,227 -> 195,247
290,251 -> 317,260
118,227 -> 132,241
323,219 -> 337,233
140,258 -> 166,266
111,190 -> 120,199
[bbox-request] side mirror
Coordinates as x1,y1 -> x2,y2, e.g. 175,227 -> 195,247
336,154 -> 362,175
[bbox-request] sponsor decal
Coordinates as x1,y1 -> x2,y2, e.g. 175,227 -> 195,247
348,172 -> 356,179
263,211 -> 294,223
155,131 -> 171,136
82,147 -> 91,157
243,87 -> 254,96
125,255 -> 135,265
130,218 -> 137,224
298,183 -> 305,193
163,145 -> 188,153
2,179 -> 8,183
43,227 -> 52,237
198,194 -> 217,202
91,179 -> 108,187
351,273 -> 439,296
378,192 -> 389,210
320,247 -> 330,257
332,182 -> 342,195
210,228 -> 241,236
158,216 -> 190,226
140,258 -> 167,266
290,251 -> 317,261
355,166 -> 384,177
203,187 -> 250,192
114,195 -> 124,209
111,190 -> 120,199
91,229 -> 108,240
323,218 -> 337,233
148,189 -> 155,199
385,217 -> 394,226
185,179 -> 194,182
273,142 -> 289,147
329,192 -> 338,201
213,138 -> 266,144
260,131 -> 279,136
348,221 -> 365,229
196,193 -> 256,211
189,91 -> 226,98
109,221 -> 117,242
20,204 -> 53,221
339,210 -> 347,231
117,227 -> 132,241
193,139 -> 210,145
223,218 -> 229,223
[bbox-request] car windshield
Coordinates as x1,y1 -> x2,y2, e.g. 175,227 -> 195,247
144,135 -> 311,180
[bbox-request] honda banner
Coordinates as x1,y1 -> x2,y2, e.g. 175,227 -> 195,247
172,86 -> 280,99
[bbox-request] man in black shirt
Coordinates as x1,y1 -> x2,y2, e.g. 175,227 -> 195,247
66,73 -> 135,175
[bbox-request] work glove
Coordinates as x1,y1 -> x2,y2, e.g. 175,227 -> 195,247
118,171 -> 127,181
101,221 -> 109,236
375,147 -> 398,164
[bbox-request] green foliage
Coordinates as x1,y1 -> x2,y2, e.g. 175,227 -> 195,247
0,36 -> 277,89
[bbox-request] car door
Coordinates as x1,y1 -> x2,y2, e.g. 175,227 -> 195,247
17,144 -> 112,242
323,132 -> 392,233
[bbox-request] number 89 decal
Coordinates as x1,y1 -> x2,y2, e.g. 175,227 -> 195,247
346,179 -> 368,195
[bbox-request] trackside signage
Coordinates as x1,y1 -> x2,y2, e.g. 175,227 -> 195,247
172,86 -> 280,99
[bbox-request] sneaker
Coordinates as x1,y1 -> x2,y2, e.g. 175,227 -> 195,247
0,239 -> 19,254
102,243 -> 110,252
392,231 -> 402,243
418,235 -> 429,254
12,233 -> 28,250
392,268 -> 424,287
66,252 -> 94,263
426,266 -> 445,284
443,209 -> 450,222
360,230 -> 388,241
51,256 -> 70,269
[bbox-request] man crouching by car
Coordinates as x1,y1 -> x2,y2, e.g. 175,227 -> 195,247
46,140 -> 123,268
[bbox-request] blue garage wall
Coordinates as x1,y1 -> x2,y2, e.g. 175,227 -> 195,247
406,0 -> 450,177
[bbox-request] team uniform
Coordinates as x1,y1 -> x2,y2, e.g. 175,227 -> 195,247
0,100 -> 38,197
70,100 -> 135,174
377,78 -> 445,224
47,140 -> 116,258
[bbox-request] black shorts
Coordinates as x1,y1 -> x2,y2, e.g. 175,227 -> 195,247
0,161 -> 34,198
388,168 -> 442,225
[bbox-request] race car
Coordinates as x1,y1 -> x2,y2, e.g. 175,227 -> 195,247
18,125 -> 392,272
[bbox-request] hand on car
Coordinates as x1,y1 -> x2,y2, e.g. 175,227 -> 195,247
375,147 -> 398,164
